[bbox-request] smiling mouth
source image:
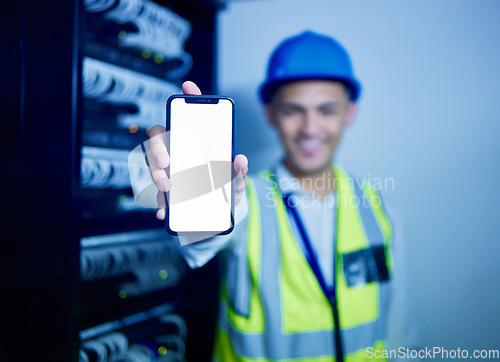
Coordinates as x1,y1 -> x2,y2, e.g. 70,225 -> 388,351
297,139 -> 324,155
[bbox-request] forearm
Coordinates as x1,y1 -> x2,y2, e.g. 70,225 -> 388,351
179,192 -> 249,268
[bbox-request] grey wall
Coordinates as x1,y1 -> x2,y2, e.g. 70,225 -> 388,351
216,0 -> 500,355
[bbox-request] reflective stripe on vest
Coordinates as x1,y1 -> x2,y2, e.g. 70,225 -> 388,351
213,165 -> 392,362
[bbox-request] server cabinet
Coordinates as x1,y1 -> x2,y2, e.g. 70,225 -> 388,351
0,0 -> 221,360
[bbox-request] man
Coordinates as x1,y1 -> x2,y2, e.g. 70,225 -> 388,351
146,31 -> 417,361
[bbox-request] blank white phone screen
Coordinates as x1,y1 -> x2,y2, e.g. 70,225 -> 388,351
168,98 -> 233,233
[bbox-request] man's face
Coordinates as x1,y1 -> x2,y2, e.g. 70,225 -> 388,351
266,80 -> 357,175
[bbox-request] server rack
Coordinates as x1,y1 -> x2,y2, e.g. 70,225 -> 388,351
0,0 -> 222,360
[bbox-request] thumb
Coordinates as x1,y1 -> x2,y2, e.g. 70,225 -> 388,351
182,81 -> 202,95
234,154 -> 248,175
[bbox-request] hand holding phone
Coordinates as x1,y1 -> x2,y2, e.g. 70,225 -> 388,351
145,81 -> 248,232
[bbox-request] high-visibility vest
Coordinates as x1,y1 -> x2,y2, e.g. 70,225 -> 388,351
213,165 -> 393,362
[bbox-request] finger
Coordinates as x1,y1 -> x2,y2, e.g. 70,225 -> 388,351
147,148 -> 171,192
156,191 -> 166,220
235,177 -> 247,206
234,154 -> 248,176
146,124 -> 165,137
234,155 -> 248,189
157,190 -> 166,208
156,208 -> 165,221
146,125 -> 169,169
182,81 -> 202,95
235,175 -> 248,193
233,154 -> 249,206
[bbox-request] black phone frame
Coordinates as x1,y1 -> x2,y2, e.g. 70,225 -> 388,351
164,94 -> 236,237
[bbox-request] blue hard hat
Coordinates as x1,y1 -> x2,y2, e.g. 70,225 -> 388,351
259,31 -> 361,103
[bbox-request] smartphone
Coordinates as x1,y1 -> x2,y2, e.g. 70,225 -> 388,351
165,94 -> 235,237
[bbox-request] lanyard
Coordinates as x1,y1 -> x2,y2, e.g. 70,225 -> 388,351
281,193 -> 334,300
271,168 -> 336,301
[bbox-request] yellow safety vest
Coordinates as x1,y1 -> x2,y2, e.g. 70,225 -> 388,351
213,165 -> 393,362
